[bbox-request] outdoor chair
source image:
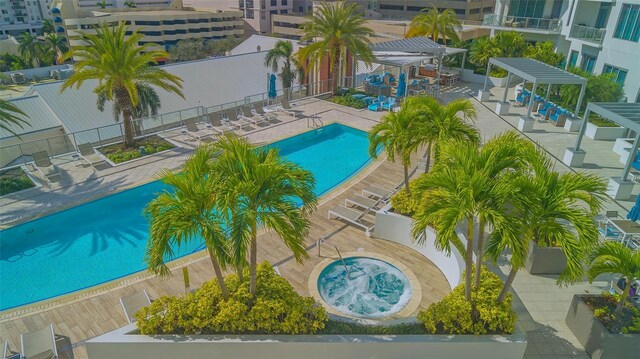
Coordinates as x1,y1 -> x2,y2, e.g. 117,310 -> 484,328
367,99 -> 381,112
515,91 -> 530,107
273,97 -> 296,116
224,108 -> 252,129
253,103 -> 278,122
20,324 -> 58,359
381,97 -> 396,111
32,151 -> 61,182
328,205 -> 375,237
119,289 -> 152,324
77,143 -> 107,168
537,102 -> 555,119
345,194 -> 383,211
181,118 -> 216,144
239,106 -> 268,126
208,112 -> 236,134
549,108 -> 568,127
362,185 -> 393,201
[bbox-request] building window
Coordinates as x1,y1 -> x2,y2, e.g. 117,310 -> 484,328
379,4 -> 403,11
270,0 -> 276,6
568,50 -> 578,68
482,7 -> 493,13
246,9 -> 254,18
508,0 -> 545,18
279,10 -> 287,14
580,54 -> 597,73
595,3 -> 612,29
281,0 -> 287,5
614,4 -> 640,41
470,8 -> 480,14
603,64 -> 628,86
270,10 -> 277,15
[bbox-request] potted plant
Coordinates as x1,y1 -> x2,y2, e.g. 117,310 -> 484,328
585,113 -> 627,141
565,241 -> 640,359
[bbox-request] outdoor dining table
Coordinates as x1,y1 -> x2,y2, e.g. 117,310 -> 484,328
608,219 -> 640,246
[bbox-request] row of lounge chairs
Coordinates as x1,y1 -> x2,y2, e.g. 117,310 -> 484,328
28,144 -> 107,183
327,184 -> 394,236
368,96 -> 396,112
514,89 -> 574,127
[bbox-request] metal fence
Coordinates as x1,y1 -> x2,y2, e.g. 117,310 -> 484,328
482,14 -> 562,32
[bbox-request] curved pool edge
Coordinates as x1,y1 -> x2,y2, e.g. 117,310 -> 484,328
308,252 -> 422,321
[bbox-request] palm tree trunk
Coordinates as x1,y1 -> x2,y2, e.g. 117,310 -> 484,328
331,47 -> 340,95
474,217 -> 485,289
236,265 -> 244,282
465,218 -> 474,302
424,142 -> 432,174
403,164 -> 411,194
616,285 -> 630,314
114,87 -> 136,148
207,248 -> 229,299
249,223 -> 258,296
497,266 -> 518,303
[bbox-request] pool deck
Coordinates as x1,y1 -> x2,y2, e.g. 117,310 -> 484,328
0,85 -> 627,359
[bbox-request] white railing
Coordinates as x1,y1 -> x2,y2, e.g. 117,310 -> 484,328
482,14 -> 562,32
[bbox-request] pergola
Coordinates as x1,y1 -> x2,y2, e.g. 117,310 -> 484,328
478,58 -> 587,133
563,102 -> 640,200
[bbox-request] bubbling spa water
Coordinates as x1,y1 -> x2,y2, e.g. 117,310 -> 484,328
317,257 -> 412,318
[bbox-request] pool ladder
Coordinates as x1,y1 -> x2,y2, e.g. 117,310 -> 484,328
316,237 -> 353,279
307,114 -> 324,128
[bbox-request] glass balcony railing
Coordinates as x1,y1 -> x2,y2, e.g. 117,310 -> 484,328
482,14 -> 562,33
569,24 -> 605,44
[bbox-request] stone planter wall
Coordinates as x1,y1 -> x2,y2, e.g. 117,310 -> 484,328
584,123 -> 628,141
461,69 -> 511,87
565,295 -> 640,359
525,241 -> 567,275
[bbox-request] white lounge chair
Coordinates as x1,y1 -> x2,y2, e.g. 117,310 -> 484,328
253,103 -> 278,122
274,97 -> 296,116
224,109 -> 252,129
328,205 -> 375,236
2,341 -> 17,359
119,289 -> 152,324
20,324 -> 57,359
181,118 -> 216,144
345,194 -> 381,211
77,143 -> 107,168
239,106 -> 268,126
362,185 -> 392,200
32,151 -> 61,182
208,112 -> 237,134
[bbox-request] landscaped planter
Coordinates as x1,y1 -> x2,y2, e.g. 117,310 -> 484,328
565,295 -> 640,359
564,116 -> 583,132
584,123 -> 627,141
525,241 -> 567,275
86,322 -> 528,359
461,69 -> 510,87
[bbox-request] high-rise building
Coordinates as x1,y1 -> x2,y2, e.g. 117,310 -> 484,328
0,0 -> 47,38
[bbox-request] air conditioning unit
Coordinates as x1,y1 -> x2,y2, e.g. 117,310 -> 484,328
50,70 -> 61,79
11,72 -> 25,84
58,68 -> 74,79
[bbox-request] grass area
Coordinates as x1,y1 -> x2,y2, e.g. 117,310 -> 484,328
583,294 -> 640,334
99,135 -> 174,164
0,168 -> 35,196
588,113 -> 619,128
331,89 -> 368,109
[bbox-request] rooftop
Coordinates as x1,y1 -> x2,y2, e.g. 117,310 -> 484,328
489,58 -> 587,85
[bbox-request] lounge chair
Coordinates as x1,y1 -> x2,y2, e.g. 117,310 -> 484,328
20,324 -> 57,359
362,184 -> 392,200
515,90 -> 530,107
275,97 -> 296,116
208,112 -> 237,134
3,341 -> 17,359
367,99 -> 381,112
345,194 -> 382,210
536,102 -> 555,120
120,289 -> 152,324
253,103 -> 277,122
77,143 -> 107,168
328,205 -> 375,236
381,97 -> 396,111
181,118 -> 216,144
32,151 -> 61,182
239,106 -> 268,126
549,108 -> 568,127
224,109 -> 252,129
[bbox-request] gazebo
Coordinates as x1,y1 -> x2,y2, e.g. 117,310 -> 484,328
563,102 -> 640,200
477,58 -> 587,133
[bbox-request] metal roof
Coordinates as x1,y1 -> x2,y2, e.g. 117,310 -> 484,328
231,35 -> 301,55
373,54 -> 431,67
370,36 -> 446,54
0,95 -> 62,139
586,102 -> 640,133
489,58 -> 587,85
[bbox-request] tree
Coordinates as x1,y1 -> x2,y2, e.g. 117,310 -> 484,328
368,108 -> 422,194
44,33 -> 68,65
97,83 -> 160,121
468,36 -> 499,68
264,40 -> 302,90
298,1 -> 374,94
588,241 -> 640,313
406,6 -> 461,42
488,145 -> 606,303
167,38 -> 241,63
0,53 -> 31,72
96,0 -> 107,9
18,32 -> 42,68
211,135 -> 317,296
469,32 -> 526,69
524,41 -> 564,67
124,1 -> 137,8
62,23 -> 184,148
41,19 -> 55,35
560,68 -> 624,114
0,97 -> 30,137
145,146 -> 230,299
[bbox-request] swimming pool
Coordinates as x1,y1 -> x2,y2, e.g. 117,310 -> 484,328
0,123 -> 376,311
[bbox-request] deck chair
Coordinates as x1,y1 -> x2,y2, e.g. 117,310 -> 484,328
77,143 -> 107,168
120,289 -> 152,324
253,103 -> 278,122
239,105 -> 267,126
345,194 -> 382,211
328,205 -> 375,236
362,185 -> 392,200
208,112 -> 236,134
181,118 -> 216,144
224,109 -> 252,129
3,341 -> 18,359
275,97 -> 296,116
20,324 -> 57,359
32,151 -> 61,182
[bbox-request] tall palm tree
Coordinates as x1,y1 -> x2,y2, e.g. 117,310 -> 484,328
298,1 -> 375,94
211,135 -> 317,296
61,22 -> 184,148
405,96 -> 479,173
97,83 -> 160,121
368,108 -> 422,194
588,241 -> 640,313
406,6 -> 461,42
264,40 -> 301,90
488,145 -> 606,303
469,36 -> 500,68
0,98 -> 29,137
145,146 -> 230,299
44,33 -> 68,65
41,19 -> 55,35
18,32 -> 42,67
124,1 -> 137,8
96,0 -> 108,9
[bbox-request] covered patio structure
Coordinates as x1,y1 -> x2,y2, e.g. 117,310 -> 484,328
477,58 -> 587,133
563,102 -> 640,200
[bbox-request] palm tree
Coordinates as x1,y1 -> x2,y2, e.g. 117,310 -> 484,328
469,37 -> 500,68
406,6 -> 461,42
211,135 -> 317,296
97,83 -> 160,121
96,0 -> 108,9
44,33 -> 68,65
488,145 -> 606,303
18,32 -> 42,67
61,22 -> 184,148
588,241 -> 640,313
405,96 -> 479,173
41,19 -> 55,35
298,1 -> 375,94
145,146 -> 230,299
264,40 -> 302,90
124,1 -> 136,8
0,98 -> 30,137
368,108 -> 422,194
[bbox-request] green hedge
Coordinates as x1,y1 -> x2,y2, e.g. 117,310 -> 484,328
0,168 -> 35,196
99,135 -> 174,164
584,293 -> 640,334
390,180 -> 424,217
418,268 -> 517,335
136,262 -> 328,335
331,95 -> 367,109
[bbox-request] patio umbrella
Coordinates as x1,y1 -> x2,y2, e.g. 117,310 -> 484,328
268,74 -> 277,100
626,195 -> 640,222
396,72 -> 406,98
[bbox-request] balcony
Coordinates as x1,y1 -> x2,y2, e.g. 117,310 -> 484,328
482,14 -> 562,33
569,24 -> 605,45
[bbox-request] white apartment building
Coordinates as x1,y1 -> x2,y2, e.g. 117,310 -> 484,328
0,0 -> 47,38
185,0 -> 293,34
483,0 -> 640,103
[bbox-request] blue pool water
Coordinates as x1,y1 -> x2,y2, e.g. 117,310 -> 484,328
0,123 -> 376,311
318,257 -> 412,318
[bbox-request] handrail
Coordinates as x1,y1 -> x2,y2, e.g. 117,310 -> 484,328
333,246 -> 351,279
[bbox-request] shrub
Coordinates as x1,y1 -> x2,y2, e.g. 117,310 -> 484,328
418,268 -> 517,335
331,95 -> 367,109
588,113 -> 618,128
136,262 -> 328,335
99,135 -> 174,164
390,180 -> 424,217
583,293 -> 640,334
0,168 -> 35,196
